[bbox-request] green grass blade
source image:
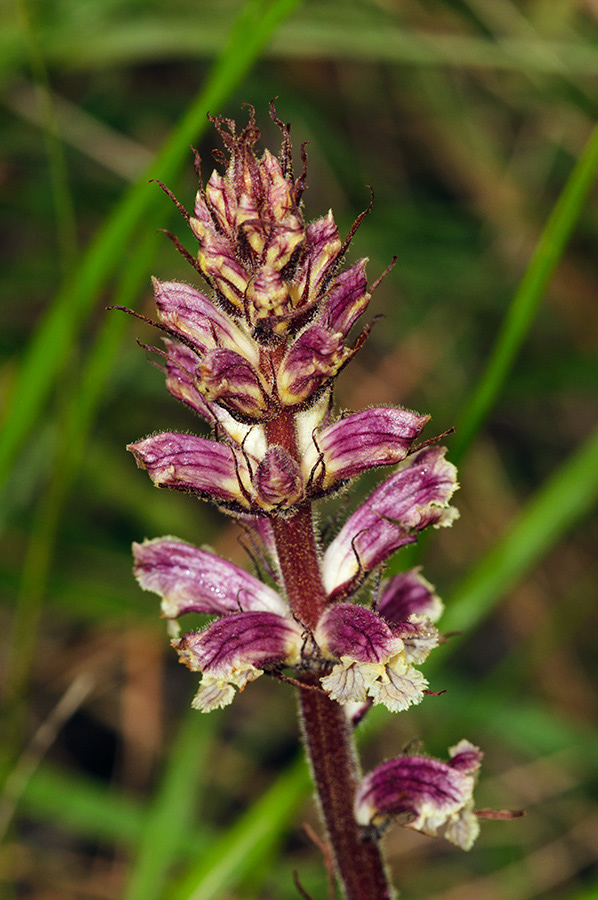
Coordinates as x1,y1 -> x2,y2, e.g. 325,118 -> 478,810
7,762 -> 158,849
6,13 -> 598,75
452,124 -> 598,463
123,707 -> 216,900
0,0 -> 301,493
442,424 -> 598,636
167,756 -> 309,900
17,0 -> 77,273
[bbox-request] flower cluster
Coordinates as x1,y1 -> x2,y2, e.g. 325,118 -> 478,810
127,105 -> 482,851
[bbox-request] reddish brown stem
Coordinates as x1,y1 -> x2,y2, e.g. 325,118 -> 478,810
298,687 -> 393,900
271,505 -> 327,627
266,404 -> 392,897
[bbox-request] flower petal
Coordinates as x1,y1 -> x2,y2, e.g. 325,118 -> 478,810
153,278 -> 256,362
303,407 -> 429,494
132,536 -> 288,618
354,741 -> 483,850
277,325 -> 348,406
254,446 -> 304,510
196,348 -> 271,420
316,603 -> 399,664
322,447 -> 459,600
376,568 -> 443,626
127,432 -> 251,509
296,211 -> 342,298
366,657 -> 428,711
162,339 -> 215,420
190,221 -> 250,309
315,604 -> 428,711
321,259 -> 370,336
173,610 -> 303,711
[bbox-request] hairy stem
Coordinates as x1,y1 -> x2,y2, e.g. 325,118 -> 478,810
298,686 -> 392,900
264,393 -> 392,896
273,506 -> 391,896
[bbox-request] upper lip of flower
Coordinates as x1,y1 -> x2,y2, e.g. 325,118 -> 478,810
354,740 -> 484,851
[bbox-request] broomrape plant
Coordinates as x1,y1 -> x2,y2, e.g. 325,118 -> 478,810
120,104 -> 516,898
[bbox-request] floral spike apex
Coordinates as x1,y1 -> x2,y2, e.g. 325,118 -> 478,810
123,105 -> 515,896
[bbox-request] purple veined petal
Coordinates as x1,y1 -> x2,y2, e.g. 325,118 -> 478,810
173,610 -> 304,711
295,212 -> 342,298
303,407 -> 430,494
322,447 -> 459,600
376,568 -> 444,626
205,169 -> 237,234
162,339 -> 218,422
315,604 -> 427,711
253,446 -> 304,510
127,432 -> 251,509
193,187 -> 213,229
315,603 -> 399,664
354,741 -> 483,850
197,348 -> 271,420
235,192 -> 262,253
162,346 -> 268,455
153,279 -> 256,362
277,325 -> 347,406
321,259 -> 370,336
246,265 -> 290,323
448,739 -> 485,775
189,219 -> 250,308
132,536 -> 288,619
263,220 -> 305,271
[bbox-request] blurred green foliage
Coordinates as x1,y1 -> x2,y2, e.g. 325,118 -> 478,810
1,1 -> 597,898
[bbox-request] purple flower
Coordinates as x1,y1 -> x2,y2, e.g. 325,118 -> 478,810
355,741 -> 483,850
322,446 -> 459,601
315,603 -> 429,711
123,107 -> 501,891
174,611 -> 304,712
127,109 -> 462,711
132,533 -> 443,714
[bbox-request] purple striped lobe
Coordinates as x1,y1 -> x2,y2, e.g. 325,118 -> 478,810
376,568 -> 443,626
322,447 -> 459,600
304,407 -> 429,494
132,536 -> 287,619
355,740 -> 483,849
127,432 -> 250,509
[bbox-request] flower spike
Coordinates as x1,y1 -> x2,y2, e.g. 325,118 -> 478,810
124,107 -> 509,896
